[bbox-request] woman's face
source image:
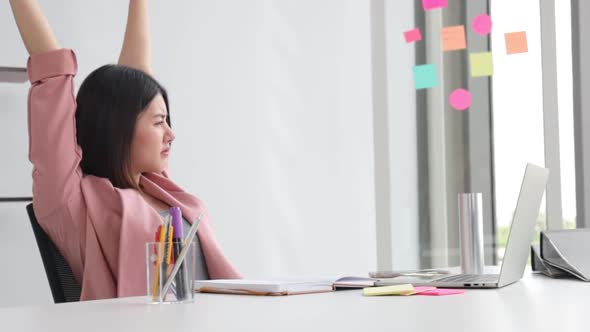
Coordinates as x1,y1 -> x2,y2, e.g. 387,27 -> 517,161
130,94 -> 175,175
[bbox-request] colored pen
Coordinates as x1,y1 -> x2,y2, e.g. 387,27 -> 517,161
153,226 -> 161,262
169,207 -> 187,300
166,225 -> 174,265
162,212 -> 203,297
161,216 -> 172,286
152,224 -> 167,301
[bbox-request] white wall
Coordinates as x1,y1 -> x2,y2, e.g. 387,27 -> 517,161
0,202 -> 53,307
0,0 -> 375,306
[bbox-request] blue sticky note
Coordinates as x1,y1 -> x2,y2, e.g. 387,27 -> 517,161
413,64 -> 439,90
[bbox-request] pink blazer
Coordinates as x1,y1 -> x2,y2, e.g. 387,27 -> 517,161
26,49 -> 241,301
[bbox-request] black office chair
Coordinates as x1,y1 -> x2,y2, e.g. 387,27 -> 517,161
26,203 -> 81,303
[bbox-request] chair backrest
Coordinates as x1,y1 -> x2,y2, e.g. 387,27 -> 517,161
26,203 -> 81,303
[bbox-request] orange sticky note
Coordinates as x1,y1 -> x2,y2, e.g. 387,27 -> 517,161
441,25 -> 467,51
505,31 -> 528,54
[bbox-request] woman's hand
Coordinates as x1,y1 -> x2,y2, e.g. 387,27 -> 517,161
9,0 -> 59,56
118,0 -> 152,75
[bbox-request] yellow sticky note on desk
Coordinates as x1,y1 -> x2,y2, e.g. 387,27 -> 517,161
363,284 -> 414,296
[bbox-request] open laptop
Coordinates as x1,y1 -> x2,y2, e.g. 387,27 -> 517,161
376,163 -> 549,289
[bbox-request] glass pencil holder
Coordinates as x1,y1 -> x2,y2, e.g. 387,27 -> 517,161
146,241 -> 196,304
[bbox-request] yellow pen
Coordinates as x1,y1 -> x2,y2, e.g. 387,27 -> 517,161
152,224 -> 167,300
166,225 -> 174,265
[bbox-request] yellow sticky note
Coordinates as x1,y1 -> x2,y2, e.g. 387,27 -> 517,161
470,52 -> 493,77
441,25 -> 466,51
363,284 -> 414,296
505,31 -> 528,54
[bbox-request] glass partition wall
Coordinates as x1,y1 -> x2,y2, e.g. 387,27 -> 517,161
372,0 -> 572,270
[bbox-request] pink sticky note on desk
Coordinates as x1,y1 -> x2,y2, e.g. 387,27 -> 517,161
406,286 -> 437,295
422,0 -> 448,11
418,288 -> 464,296
404,28 -> 422,43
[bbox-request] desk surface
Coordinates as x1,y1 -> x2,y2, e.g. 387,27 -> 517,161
2,273 -> 589,332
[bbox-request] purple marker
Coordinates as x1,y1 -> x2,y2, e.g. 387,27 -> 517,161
169,207 -> 187,299
170,207 -> 184,239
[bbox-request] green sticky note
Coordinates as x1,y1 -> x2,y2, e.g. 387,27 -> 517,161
363,284 -> 415,296
413,64 -> 439,90
470,52 -> 493,77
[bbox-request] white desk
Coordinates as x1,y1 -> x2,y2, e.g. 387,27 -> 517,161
1,273 -> 589,332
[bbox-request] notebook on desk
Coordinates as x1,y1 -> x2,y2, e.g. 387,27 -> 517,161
194,276 -> 377,296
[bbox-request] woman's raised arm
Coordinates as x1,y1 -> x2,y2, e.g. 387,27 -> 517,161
9,0 -> 59,56
118,0 -> 152,75
11,1 -> 81,218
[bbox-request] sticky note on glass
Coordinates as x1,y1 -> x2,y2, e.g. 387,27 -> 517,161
505,31 -> 528,54
422,0 -> 447,11
472,14 -> 492,35
449,88 -> 472,111
470,52 -> 493,77
404,28 -> 422,43
363,284 -> 414,296
441,25 -> 467,51
413,64 -> 439,90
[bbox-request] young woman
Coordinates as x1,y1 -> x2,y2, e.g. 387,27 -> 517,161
10,0 -> 241,300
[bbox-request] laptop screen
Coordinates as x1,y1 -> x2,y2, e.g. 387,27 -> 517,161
497,163 -> 549,286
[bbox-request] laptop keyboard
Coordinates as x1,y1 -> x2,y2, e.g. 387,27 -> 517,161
435,274 -> 499,283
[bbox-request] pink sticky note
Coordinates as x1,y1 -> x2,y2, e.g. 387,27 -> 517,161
422,0 -> 448,11
449,88 -> 472,111
418,288 -> 465,296
472,14 -> 492,35
409,286 -> 437,295
404,28 -> 422,43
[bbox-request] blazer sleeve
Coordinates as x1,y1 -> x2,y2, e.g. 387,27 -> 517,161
27,48 -> 83,218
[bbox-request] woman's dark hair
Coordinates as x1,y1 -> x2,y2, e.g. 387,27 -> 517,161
75,64 -> 171,190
